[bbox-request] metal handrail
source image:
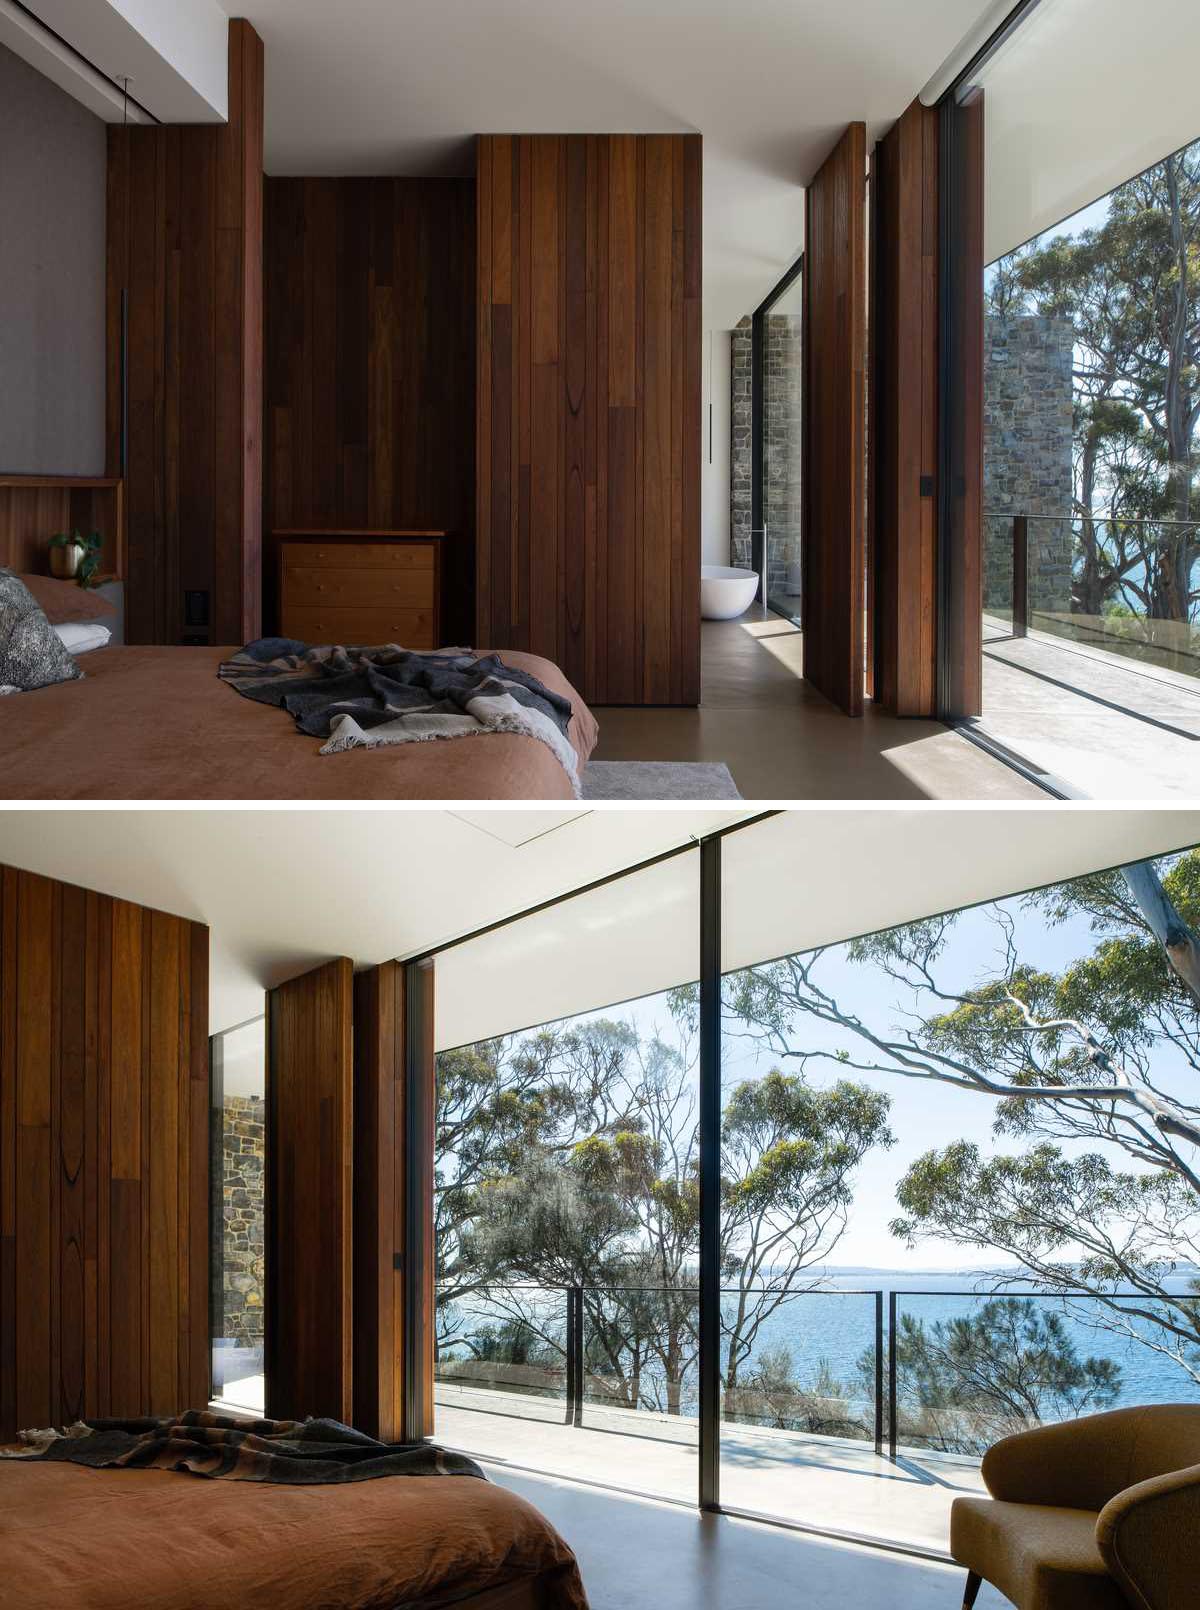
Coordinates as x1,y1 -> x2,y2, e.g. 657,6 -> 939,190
988,511 -> 1200,528
438,1279 -> 1194,1464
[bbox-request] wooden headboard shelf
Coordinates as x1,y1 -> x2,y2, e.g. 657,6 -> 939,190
0,475 -> 124,579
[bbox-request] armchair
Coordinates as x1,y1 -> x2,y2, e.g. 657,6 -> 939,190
950,1405 -> 1200,1610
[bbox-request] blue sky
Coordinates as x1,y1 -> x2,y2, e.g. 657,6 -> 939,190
536,854 -> 1193,1274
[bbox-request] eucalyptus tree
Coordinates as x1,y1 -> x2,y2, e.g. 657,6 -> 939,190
724,851 -> 1200,1385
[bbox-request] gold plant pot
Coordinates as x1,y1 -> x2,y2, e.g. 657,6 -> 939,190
49,543 -> 83,580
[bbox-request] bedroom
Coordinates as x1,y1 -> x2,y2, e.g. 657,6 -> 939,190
6,0 -> 1193,802
3,803 -> 1200,1610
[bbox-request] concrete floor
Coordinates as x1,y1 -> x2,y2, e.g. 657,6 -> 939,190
979,628 -> 1200,798
591,609 -> 1042,802
486,1466 -> 1009,1610
435,1388 -> 987,1556
592,604 -> 1200,801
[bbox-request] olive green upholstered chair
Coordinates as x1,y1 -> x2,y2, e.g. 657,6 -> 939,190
950,1405 -> 1200,1610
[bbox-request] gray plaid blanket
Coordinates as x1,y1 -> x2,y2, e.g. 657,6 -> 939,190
219,639 -> 581,795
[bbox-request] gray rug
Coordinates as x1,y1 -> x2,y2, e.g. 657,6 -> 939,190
582,761 -> 742,801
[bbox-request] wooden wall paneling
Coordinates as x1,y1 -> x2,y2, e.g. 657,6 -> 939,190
263,176 -> 476,642
475,133 -> 701,707
266,957 -> 353,1424
405,958 -> 436,1440
0,866 -> 208,1442
870,100 -> 939,718
803,123 -> 868,717
940,89 -> 985,720
352,961 -> 405,1442
107,19 -> 263,646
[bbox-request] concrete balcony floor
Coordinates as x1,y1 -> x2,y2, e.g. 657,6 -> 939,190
434,1382 -> 987,1557
980,620 -> 1200,797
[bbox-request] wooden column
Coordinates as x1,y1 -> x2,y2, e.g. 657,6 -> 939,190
803,123 -> 867,717
476,134 -> 701,707
352,957 -> 435,1443
870,100 -> 939,717
106,18 -> 264,646
265,957 -> 353,1423
0,865 -> 209,1441
939,89 -> 985,719
352,960 -> 406,1441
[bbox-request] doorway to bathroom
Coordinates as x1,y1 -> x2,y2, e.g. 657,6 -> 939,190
751,252 -> 804,624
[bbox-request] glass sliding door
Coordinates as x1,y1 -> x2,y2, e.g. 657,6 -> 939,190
431,853 -> 700,1504
940,0 -> 1200,795
717,813 -> 1200,1552
752,257 -> 804,623
210,1015 -> 266,1415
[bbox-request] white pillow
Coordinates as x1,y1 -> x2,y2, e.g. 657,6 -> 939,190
53,621 -> 112,655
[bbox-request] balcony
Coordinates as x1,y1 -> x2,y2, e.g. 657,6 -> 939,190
978,513 -> 1200,797
435,1280 -> 1200,1557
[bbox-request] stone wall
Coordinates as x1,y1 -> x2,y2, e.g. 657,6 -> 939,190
983,314 -> 1075,613
731,318 -> 752,569
729,312 -> 803,595
221,1095 -> 265,1346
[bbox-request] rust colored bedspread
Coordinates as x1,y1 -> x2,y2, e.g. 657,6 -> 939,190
0,1459 -> 589,1609
0,646 -> 598,800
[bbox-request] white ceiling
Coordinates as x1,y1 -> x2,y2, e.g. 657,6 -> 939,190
0,806 -> 1194,1041
0,807 -> 746,1033
211,0 -> 996,328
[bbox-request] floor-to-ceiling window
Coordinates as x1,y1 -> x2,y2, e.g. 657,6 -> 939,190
750,257 -> 804,624
210,1014 -> 266,1415
944,0 -> 1200,797
718,814 -> 1200,1551
431,853 -> 700,1503
424,812 -> 1200,1558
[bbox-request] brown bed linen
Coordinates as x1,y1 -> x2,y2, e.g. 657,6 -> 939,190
0,1459 -> 589,1610
0,646 -> 598,800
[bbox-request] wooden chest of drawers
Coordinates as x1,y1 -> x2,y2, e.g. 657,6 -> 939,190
277,531 -> 443,648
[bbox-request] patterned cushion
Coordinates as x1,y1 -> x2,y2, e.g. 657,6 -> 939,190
0,569 -> 84,691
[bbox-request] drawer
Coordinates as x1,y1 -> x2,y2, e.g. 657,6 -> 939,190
280,540 -> 436,571
283,566 -> 434,610
282,605 -> 436,649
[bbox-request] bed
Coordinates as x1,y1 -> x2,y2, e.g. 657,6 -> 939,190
0,645 -> 598,800
0,1456 -> 589,1609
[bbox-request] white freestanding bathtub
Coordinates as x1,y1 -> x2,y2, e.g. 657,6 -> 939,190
701,565 -> 758,620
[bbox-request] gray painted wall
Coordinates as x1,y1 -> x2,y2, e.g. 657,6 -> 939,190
0,41 -> 106,475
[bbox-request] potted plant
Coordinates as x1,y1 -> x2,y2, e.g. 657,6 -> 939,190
48,530 -> 104,587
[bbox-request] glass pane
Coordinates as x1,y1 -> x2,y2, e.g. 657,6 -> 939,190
763,270 -> 803,624
721,816 -> 1200,1550
971,0 -> 1200,795
433,855 -> 699,1503
211,1016 -> 266,1416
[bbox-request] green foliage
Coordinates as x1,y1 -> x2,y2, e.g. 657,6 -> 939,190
876,1299 -> 1121,1455
987,141 -> 1200,622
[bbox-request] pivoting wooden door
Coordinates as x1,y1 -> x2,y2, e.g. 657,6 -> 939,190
476,134 -> 702,706
265,957 -> 354,1423
803,123 -> 868,716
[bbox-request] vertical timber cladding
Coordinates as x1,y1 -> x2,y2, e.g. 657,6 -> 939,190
476,135 -> 702,706
266,958 -> 354,1424
106,19 -> 264,646
0,865 -> 210,1441
803,122 -> 867,717
870,100 -> 939,718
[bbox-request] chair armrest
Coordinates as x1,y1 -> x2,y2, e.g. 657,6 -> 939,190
1096,1462 -> 1200,1610
981,1410 -> 1148,1512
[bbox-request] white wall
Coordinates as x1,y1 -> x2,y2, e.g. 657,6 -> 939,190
700,327 -> 732,567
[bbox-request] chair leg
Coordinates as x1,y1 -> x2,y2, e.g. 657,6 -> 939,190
962,1570 -> 983,1609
